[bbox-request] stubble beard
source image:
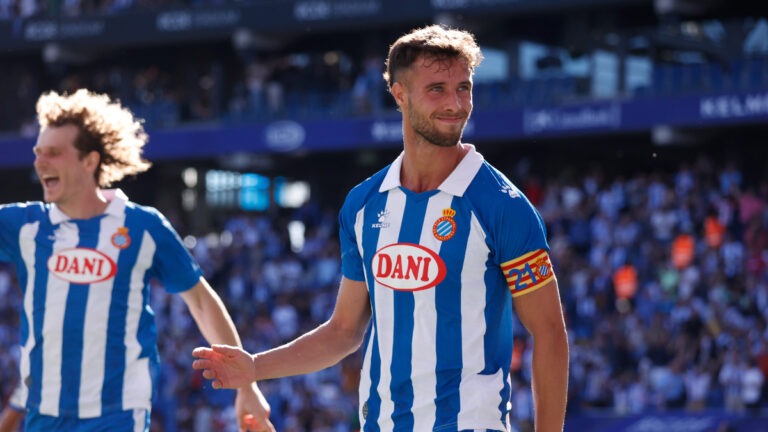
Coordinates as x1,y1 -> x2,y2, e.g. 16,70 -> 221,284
408,105 -> 466,148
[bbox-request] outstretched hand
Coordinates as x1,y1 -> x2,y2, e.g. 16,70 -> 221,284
236,383 -> 275,432
192,344 -> 256,389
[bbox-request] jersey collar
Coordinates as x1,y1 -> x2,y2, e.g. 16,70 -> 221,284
49,189 -> 129,224
379,144 -> 485,197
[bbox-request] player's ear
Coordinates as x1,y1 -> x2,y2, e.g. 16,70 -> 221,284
391,81 -> 407,111
83,150 -> 100,172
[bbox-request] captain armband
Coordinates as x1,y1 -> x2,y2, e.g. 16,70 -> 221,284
501,249 -> 555,297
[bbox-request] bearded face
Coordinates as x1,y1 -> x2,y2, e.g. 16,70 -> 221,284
407,97 -> 469,147
399,56 -> 473,148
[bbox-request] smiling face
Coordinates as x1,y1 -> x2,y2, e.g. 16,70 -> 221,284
393,55 -> 473,148
33,124 -> 99,209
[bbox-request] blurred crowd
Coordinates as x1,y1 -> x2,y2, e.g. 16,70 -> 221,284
0,0 -> 278,19
1,153 -> 766,431
526,155 -> 768,424
1,45 -> 391,137
5,40 -> 767,137
2,14 -> 767,137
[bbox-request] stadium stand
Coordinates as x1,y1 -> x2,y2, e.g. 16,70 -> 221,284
0,0 -> 766,431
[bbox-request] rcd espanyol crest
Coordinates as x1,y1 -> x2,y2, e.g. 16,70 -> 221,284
432,208 -> 457,241
111,227 -> 131,249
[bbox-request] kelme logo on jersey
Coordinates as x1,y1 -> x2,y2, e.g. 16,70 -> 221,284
372,243 -> 446,291
372,209 -> 390,229
432,208 -> 457,241
47,248 -> 118,284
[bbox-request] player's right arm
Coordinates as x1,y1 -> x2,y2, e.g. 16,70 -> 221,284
192,276 -> 371,389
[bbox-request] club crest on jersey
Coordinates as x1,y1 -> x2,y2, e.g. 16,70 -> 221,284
111,227 -> 131,249
432,208 -> 457,241
371,209 -> 390,229
47,248 -> 117,284
372,243 -> 446,291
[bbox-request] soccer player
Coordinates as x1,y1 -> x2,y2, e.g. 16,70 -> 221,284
0,89 -> 274,432
193,24 -> 569,431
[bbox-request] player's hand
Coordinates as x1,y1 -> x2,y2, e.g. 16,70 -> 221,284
192,344 -> 256,389
236,383 -> 275,432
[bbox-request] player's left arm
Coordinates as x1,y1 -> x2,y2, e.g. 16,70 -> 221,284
0,405 -> 24,432
179,277 -> 241,348
0,379 -> 25,432
513,277 -> 569,432
180,278 -> 274,432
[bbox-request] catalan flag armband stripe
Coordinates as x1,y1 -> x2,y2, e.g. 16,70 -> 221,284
501,249 -> 555,297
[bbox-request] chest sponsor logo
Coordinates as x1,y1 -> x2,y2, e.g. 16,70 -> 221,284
47,248 -> 117,284
372,243 -> 446,291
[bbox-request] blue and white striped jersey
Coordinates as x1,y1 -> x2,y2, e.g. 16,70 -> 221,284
0,190 -> 202,418
339,146 -> 555,431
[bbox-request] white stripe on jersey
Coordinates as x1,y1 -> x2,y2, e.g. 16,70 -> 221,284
133,408 -> 148,432
122,231 -> 155,409
356,207 -> 373,427
78,213 -> 126,417
410,193 -> 452,432
373,189 -> 406,429
18,222 -> 39,411
40,222 -> 81,416
10,380 -> 27,409
458,212 -> 505,431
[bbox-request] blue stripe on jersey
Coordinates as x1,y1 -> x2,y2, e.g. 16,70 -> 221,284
137,301 -> 158,361
29,222 -> 52,410
434,196 -> 469,429
389,191 -> 432,429
484,239 -> 514,422
60,218 -> 102,415
362,194 -> 386,432
102,210 -> 141,411
483,266 -> 513,373
481,244 -> 514,423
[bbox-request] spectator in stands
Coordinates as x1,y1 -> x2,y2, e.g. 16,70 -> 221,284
0,89 -> 273,432
193,24 -> 570,432
742,356 -> 765,413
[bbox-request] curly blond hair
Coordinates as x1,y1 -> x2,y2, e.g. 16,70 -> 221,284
383,24 -> 484,91
36,89 -> 152,187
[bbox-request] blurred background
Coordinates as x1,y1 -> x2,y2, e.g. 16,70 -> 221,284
0,0 -> 767,431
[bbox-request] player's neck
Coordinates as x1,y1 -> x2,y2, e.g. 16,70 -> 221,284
56,188 -> 110,220
400,141 -> 467,193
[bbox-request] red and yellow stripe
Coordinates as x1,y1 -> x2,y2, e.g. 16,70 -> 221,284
501,249 -> 554,297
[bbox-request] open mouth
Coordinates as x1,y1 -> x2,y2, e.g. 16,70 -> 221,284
41,176 -> 60,189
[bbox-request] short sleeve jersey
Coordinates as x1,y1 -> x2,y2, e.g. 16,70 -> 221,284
339,145 -> 555,431
0,190 -> 202,418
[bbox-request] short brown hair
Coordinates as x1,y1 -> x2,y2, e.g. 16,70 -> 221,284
383,24 -> 484,91
36,89 -> 151,187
